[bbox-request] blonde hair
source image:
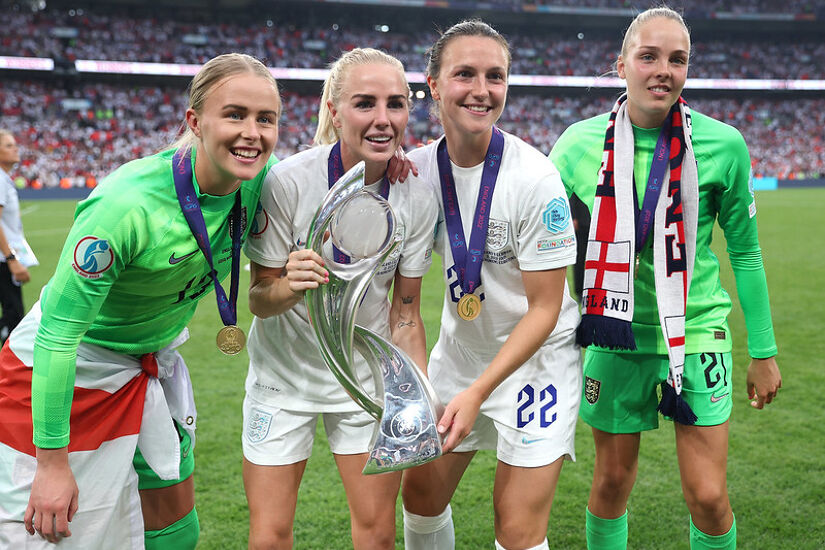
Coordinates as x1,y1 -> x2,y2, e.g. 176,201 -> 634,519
169,53 -> 279,152
0,130 -> 12,142
313,48 -> 410,145
621,6 -> 690,58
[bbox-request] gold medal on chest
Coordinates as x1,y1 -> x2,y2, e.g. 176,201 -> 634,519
457,293 -> 481,321
216,325 -> 245,355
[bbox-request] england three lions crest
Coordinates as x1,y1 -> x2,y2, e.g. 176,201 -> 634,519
584,376 -> 601,405
486,219 -> 510,251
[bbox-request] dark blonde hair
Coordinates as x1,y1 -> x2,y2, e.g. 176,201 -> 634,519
426,19 -> 511,81
313,48 -> 410,145
621,6 -> 691,58
170,53 -> 280,151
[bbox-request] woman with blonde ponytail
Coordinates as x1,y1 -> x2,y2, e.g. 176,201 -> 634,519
0,52 -> 280,549
551,7 -> 782,549
242,48 -> 437,549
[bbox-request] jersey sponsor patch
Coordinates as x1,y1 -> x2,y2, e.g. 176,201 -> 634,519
486,219 -> 510,251
250,201 -> 269,238
584,376 -> 601,404
536,236 -> 574,254
246,408 -> 273,443
72,236 -> 114,279
542,197 -> 570,233
748,201 -> 757,219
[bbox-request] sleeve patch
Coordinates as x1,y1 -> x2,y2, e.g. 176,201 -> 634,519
542,197 -> 571,233
72,236 -> 114,279
748,201 -> 757,219
537,236 -> 575,254
249,201 -> 269,238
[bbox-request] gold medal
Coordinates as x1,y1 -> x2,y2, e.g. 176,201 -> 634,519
457,293 -> 481,321
216,325 -> 245,355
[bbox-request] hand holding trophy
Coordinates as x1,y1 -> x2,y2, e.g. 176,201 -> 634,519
304,161 -> 443,474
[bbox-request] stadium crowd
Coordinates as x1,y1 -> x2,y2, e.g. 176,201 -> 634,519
2,8 -> 825,80
1,80 -> 821,188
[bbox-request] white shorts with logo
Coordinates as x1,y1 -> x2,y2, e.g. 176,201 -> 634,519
241,394 -> 378,466
430,333 -> 582,467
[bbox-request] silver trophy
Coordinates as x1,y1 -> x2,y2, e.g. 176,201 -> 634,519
305,161 -> 443,474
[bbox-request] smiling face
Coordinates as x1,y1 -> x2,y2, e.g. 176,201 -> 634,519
617,17 -> 690,128
428,35 -> 508,163
186,72 -> 280,195
329,62 -> 409,182
0,133 -> 20,173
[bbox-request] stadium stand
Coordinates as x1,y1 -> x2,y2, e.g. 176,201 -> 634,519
1,0 -> 822,186
2,8 -> 824,79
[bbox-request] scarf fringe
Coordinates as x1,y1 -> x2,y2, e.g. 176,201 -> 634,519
657,383 -> 697,425
576,315 -> 637,350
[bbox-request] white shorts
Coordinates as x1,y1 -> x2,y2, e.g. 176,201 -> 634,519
430,333 -> 582,467
241,394 -> 378,466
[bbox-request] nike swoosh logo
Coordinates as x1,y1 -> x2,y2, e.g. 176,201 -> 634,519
521,436 -> 545,445
710,392 -> 730,403
169,250 -> 199,265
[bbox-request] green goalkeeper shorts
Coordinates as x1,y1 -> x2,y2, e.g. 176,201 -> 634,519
133,420 -> 195,490
580,349 -> 733,433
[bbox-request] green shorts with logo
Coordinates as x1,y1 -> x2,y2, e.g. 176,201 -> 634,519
580,349 -> 733,433
132,421 -> 195,490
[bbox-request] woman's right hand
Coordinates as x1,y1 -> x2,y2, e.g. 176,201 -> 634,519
285,249 -> 328,295
25,447 -> 79,543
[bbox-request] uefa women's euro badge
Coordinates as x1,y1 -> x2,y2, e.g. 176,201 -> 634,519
305,161 -> 443,474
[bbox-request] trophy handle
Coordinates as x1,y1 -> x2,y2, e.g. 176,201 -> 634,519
353,326 -> 444,474
305,160 -> 443,474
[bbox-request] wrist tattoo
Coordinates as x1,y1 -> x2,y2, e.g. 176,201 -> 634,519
397,320 -> 416,329
401,295 -> 415,304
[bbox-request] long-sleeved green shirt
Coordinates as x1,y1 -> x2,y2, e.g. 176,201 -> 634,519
550,109 -> 777,358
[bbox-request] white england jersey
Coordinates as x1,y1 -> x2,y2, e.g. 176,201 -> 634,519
408,132 -> 581,432
408,132 -> 579,355
244,144 -> 437,412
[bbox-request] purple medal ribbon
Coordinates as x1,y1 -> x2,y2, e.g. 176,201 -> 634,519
327,141 -> 390,264
634,109 -> 673,252
435,127 -> 504,296
172,148 -> 242,327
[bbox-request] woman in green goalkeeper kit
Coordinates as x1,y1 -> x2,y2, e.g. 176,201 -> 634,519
0,53 -> 280,549
550,7 -> 782,550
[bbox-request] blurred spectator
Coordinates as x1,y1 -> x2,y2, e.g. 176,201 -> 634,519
1,7 -> 823,80
0,129 -> 34,342
1,80 -> 822,184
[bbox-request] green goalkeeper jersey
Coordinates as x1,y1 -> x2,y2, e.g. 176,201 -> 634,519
32,148 -> 276,448
550,109 -> 777,358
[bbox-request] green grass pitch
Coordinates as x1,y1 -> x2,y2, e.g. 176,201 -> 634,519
18,188 -> 825,549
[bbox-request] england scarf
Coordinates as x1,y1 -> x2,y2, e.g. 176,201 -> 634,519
577,93 -> 699,424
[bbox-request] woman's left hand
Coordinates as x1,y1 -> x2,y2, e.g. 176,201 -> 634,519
746,356 -> 782,409
385,146 -> 418,184
437,387 -> 484,453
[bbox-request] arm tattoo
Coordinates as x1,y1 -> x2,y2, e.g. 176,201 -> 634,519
397,320 -> 417,329
401,295 -> 415,304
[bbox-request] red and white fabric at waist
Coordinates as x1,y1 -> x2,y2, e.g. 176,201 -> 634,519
0,300 -> 196,481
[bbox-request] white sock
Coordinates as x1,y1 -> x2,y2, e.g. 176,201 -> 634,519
495,538 -> 549,550
403,504 -> 455,550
